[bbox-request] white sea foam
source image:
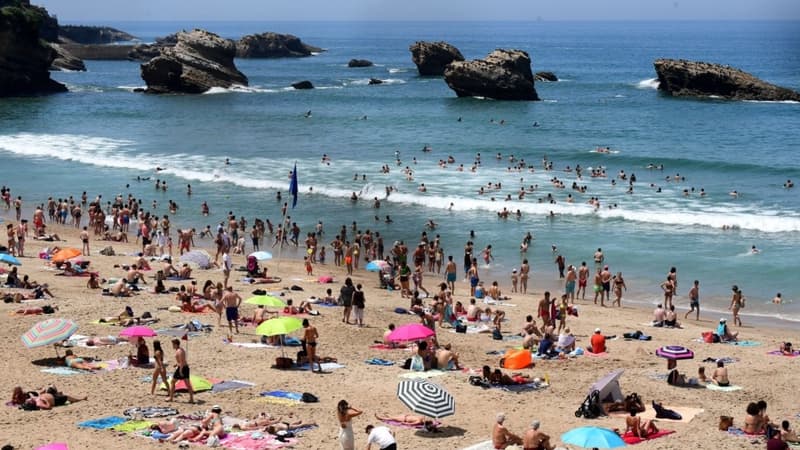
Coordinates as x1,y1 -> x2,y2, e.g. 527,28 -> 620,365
348,78 -> 406,86
388,68 -> 409,73
202,85 -> 277,94
743,99 -> 800,104
636,78 -> 660,90
117,85 -> 146,92
64,84 -> 104,93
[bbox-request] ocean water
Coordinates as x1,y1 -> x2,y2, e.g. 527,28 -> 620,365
1,20 -> 798,323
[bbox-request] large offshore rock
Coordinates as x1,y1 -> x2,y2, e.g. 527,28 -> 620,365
0,0 -> 66,96
348,59 -> 373,68
535,71 -> 558,82
58,25 -> 136,44
654,58 -> 800,101
409,41 -> 464,76
444,49 -> 539,101
140,29 -> 248,94
291,80 -> 314,89
49,43 -> 86,71
236,32 -> 321,58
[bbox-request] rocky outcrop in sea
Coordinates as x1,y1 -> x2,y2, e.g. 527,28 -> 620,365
409,41 -> 464,76
535,71 -> 558,82
236,32 -> 321,58
0,0 -> 66,96
140,29 -> 248,94
291,80 -> 314,89
654,59 -> 800,102
444,49 -> 539,101
49,43 -> 86,71
58,25 -> 136,44
348,59 -> 373,68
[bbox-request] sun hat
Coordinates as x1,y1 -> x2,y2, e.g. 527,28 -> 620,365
719,318 -> 726,323
594,328 -> 601,333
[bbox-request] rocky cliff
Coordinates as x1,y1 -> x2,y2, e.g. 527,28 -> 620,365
410,41 -> 464,76
444,49 -> 539,101
50,42 -> 86,71
58,25 -> 136,44
654,59 -> 800,102
0,0 -> 66,96
236,32 -> 321,58
140,29 -> 248,94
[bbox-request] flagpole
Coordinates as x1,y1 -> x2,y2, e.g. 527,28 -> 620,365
276,206 -> 287,276
276,162 -> 298,277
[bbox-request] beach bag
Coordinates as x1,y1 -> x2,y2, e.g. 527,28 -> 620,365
301,392 -> 319,403
410,355 -> 425,372
469,375 -> 489,388
719,415 -> 734,430
702,331 -> 715,343
274,357 -> 293,369
456,323 -> 467,333
492,328 -> 503,340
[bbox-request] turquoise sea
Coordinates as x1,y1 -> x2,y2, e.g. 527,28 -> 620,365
1,20 -> 798,323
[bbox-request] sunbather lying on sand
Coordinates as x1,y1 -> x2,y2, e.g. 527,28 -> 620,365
232,412 -> 279,430
265,419 -> 317,434
374,413 -> 439,431
482,366 -> 532,385
64,349 -> 102,371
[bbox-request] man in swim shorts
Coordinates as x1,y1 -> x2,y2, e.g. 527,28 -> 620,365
445,256 -> 457,293
221,286 -> 241,335
565,265 -> 576,301
168,338 -> 193,403
685,280 -> 700,320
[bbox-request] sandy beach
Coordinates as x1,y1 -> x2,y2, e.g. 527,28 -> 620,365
1,213 -> 797,450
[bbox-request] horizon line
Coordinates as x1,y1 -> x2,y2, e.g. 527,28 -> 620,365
53,18 -> 800,23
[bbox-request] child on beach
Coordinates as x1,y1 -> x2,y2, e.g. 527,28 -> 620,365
511,269 -> 518,293
305,256 -> 313,275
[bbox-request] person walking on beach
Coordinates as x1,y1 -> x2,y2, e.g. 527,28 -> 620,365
80,226 -> 90,256
150,340 -> 168,395
353,284 -> 366,327
554,253 -> 566,279
222,251 -> 231,288
565,265 -> 576,301
221,286 -> 241,335
365,424 -> 397,450
729,285 -> 744,326
303,319 -> 321,372
445,255 -> 457,294
578,261 -> 589,300
168,338 -> 193,404
520,259 -> 530,294
337,400 -> 363,450
685,280 -> 700,320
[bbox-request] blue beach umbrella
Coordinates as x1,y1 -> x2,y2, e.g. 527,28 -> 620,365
365,260 -> 389,272
0,253 -> 21,266
561,426 -> 626,449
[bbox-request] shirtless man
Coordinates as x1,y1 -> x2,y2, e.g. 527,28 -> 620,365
125,268 -> 147,285
685,280 -> 700,320
492,413 -> 523,449
523,420 -> 554,450
178,228 -> 193,255
600,265 -> 612,306
303,319 -> 321,373
466,298 -> 480,321
80,227 -> 90,256
565,265 -> 577,301
711,360 -> 730,386
520,259 -> 530,294
435,343 -> 461,370
168,338 -> 193,403
537,292 -> 551,328
221,287 -> 241,335
577,261 -> 589,300
444,255 -> 457,294
593,248 -> 604,271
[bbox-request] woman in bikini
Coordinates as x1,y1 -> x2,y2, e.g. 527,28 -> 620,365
189,406 -> 225,443
625,408 -> 658,438
729,285 -> 744,327
150,340 -> 168,395
660,276 -> 675,310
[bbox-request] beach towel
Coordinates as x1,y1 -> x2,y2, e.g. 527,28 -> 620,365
724,340 -> 761,347
585,350 -> 609,358
77,416 -> 128,429
460,440 -> 496,450
296,362 -> 346,371
212,380 -> 256,393
123,406 -> 178,418
111,420 -> 153,433
399,370 -> 447,379
260,390 -> 303,401
621,429 -> 675,444
767,350 -> 800,357
365,358 -> 394,366
369,344 -> 406,350
706,383 -> 742,392
225,341 -> 280,349
40,367 -> 90,376
219,432 -> 297,449
494,382 -> 548,393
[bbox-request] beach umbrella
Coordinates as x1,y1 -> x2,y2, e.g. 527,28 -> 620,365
119,325 -> 158,338
396,379 -> 455,419
0,252 -> 21,266
561,426 -> 626,449
589,369 -> 625,403
256,317 -> 304,358
179,250 -> 212,269
386,323 -> 435,343
655,345 -> 694,360
21,318 -> 78,356
365,260 -> 389,272
245,294 -> 285,308
51,247 -> 81,263
249,251 -> 273,261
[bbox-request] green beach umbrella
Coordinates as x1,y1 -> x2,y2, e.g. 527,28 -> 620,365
255,317 -> 303,359
244,295 -> 285,308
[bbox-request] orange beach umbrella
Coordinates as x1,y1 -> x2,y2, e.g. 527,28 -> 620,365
51,248 -> 82,263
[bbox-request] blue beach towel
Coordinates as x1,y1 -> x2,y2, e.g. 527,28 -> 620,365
149,431 -> 171,440
78,416 -> 128,429
365,358 -> 394,366
283,336 -> 302,346
260,390 -> 303,400
725,340 -> 761,347
41,367 -> 90,376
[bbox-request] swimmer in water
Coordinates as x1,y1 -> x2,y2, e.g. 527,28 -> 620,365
729,190 -> 739,198
532,121 -> 539,127
785,179 -> 794,188
304,110 -> 312,118
772,293 -> 783,304
750,245 -> 759,254
225,158 -> 230,165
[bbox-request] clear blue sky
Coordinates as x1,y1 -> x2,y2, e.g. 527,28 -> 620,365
37,0 -> 800,22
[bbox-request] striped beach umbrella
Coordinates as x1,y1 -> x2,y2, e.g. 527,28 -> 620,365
655,345 -> 694,360
21,318 -> 78,348
397,379 -> 455,419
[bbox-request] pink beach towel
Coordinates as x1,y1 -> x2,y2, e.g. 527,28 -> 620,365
219,432 -> 297,450
767,350 -> 800,357
622,429 -> 675,444
585,351 -> 609,358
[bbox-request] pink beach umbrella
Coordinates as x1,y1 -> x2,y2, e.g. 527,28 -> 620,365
36,443 -> 68,450
119,325 -> 158,339
386,323 -> 435,343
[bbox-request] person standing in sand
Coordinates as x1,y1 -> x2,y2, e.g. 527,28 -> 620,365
577,261 -> 589,300
660,275 -> 675,310
520,259 -> 530,294
445,255 -> 457,294
303,318 -> 321,372
222,251 -> 232,288
729,285 -> 744,326
150,340 -> 168,395
565,265 -> 577,301
168,338 -> 193,404
79,226 -> 90,256
612,272 -> 626,307
600,265 -> 612,306
337,399 -> 363,450
221,286 -> 241,335
685,280 -> 700,320
492,413 -> 523,449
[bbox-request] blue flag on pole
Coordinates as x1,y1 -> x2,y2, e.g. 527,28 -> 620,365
289,163 -> 298,208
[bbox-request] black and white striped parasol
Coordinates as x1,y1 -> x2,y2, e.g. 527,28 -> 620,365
396,379 -> 455,419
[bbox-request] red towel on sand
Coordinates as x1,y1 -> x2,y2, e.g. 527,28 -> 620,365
622,429 -> 675,444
